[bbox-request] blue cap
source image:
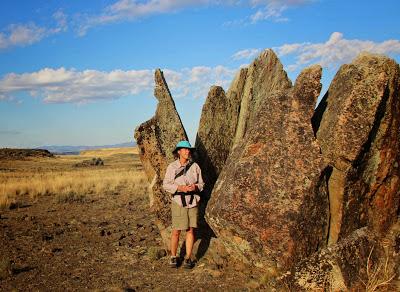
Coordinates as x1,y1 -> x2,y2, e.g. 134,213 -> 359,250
173,140 -> 195,153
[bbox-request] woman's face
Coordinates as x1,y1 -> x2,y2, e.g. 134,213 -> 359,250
178,148 -> 190,160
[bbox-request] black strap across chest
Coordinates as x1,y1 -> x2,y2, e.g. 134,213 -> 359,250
173,161 -> 195,207
174,161 -> 194,179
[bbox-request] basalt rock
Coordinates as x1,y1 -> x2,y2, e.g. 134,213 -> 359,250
195,49 -> 291,194
195,68 -> 247,192
193,69 -> 249,259
206,65 -> 329,270
285,222 -> 400,291
313,53 -> 400,244
195,51 -> 293,262
134,69 -> 187,248
232,49 -> 292,148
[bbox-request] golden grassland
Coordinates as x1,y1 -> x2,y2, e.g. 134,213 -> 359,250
0,147 -> 147,209
80,147 -> 139,157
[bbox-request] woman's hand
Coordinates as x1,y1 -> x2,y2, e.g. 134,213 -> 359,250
187,184 -> 197,192
177,185 -> 189,192
177,184 -> 197,193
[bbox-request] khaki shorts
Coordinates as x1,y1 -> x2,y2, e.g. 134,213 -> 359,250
171,200 -> 198,230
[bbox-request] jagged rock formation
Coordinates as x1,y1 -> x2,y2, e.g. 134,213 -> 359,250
194,51 -> 294,263
195,68 -> 247,189
133,50 -> 400,290
205,65 -> 329,270
195,49 -> 291,192
195,86 -> 231,190
232,49 -> 292,148
193,70 -> 249,259
134,69 -> 187,248
312,53 -> 400,244
286,221 -> 400,291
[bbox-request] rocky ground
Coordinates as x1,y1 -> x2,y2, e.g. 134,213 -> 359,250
0,154 -> 255,291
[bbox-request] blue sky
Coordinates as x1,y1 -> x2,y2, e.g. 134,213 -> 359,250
1,0 -> 399,148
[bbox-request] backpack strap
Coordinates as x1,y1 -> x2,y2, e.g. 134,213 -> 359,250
174,191 -> 196,207
173,161 -> 195,207
174,161 -> 194,180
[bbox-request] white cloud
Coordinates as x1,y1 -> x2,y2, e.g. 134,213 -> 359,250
250,1 -> 288,23
274,32 -> 400,70
0,23 -> 47,49
52,10 -> 68,33
0,65 -> 237,104
0,68 -> 154,103
77,0 -> 314,35
0,1 -> 314,47
78,0 -> 211,35
0,10 -> 68,50
231,48 -> 261,60
166,65 -> 237,99
248,0 -> 313,22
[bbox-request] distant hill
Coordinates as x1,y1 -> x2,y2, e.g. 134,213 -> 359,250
0,148 -> 54,160
37,142 -> 137,154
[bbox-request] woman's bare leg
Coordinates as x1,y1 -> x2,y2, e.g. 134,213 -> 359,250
170,229 -> 180,257
185,227 -> 195,258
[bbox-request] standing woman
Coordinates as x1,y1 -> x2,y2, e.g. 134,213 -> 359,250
162,140 -> 204,269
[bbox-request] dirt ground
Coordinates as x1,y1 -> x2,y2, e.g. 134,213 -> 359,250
0,150 -> 253,291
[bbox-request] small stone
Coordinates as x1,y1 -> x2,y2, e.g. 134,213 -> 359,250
0,257 -> 12,280
42,234 -> 53,241
147,247 -> 167,260
52,247 -> 62,253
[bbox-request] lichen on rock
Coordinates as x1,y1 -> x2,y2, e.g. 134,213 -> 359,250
205,64 -> 329,271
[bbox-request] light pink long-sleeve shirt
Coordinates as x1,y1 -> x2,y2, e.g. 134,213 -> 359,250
162,159 -> 204,208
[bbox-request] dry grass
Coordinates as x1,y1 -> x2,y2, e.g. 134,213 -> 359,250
0,181 -> 15,209
0,147 -> 147,209
360,246 -> 396,292
80,147 -> 138,157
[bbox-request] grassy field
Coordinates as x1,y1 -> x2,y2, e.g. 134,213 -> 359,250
80,147 -> 139,157
0,147 -> 146,209
0,146 -> 253,291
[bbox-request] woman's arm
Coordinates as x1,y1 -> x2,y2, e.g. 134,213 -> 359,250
162,165 -> 179,194
194,164 -> 204,192
163,165 -> 190,193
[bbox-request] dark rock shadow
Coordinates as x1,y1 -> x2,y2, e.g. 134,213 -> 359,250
12,266 -> 36,275
9,202 -> 32,210
311,90 -> 329,136
191,136 -> 220,261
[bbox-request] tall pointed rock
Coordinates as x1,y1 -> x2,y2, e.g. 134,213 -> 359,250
195,49 -> 292,194
134,69 -> 187,248
313,53 -> 400,243
206,65 -> 329,270
232,49 -> 292,148
195,68 -> 248,192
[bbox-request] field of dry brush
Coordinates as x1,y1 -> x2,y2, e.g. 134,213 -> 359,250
0,148 -> 251,291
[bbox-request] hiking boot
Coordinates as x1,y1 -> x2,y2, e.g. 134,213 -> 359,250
169,256 -> 178,268
183,257 -> 194,269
